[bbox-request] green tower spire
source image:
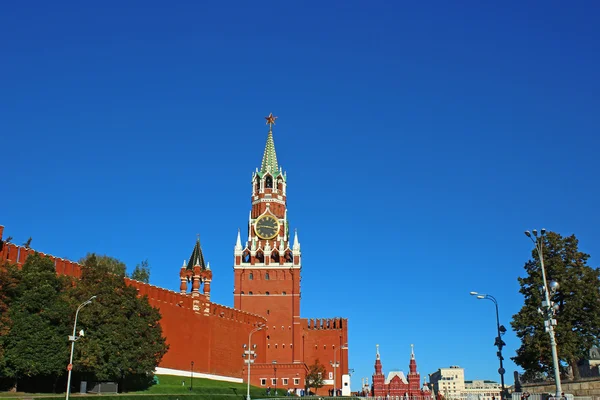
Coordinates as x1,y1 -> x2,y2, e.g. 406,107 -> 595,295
259,113 -> 282,179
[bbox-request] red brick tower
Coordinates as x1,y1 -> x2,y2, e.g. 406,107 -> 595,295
372,344 -> 385,395
233,114 -> 303,376
407,344 -> 421,394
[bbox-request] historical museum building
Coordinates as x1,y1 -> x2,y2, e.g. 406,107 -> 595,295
0,114 -> 350,395
372,345 -> 432,399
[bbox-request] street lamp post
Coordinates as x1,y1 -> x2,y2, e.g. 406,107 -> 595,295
272,360 -> 278,395
244,324 -> 265,400
331,343 -> 348,397
525,229 -> 562,398
469,292 -> 506,400
190,361 -> 194,391
65,295 -> 97,400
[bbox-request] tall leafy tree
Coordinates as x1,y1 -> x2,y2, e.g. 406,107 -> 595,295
79,253 -> 127,277
305,359 -> 326,394
130,259 -> 150,283
511,231 -> 600,382
69,254 -> 168,391
0,263 -> 20,372
1,253 -> 71,391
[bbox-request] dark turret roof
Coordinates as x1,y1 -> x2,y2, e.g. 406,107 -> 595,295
187,237 -> 206,270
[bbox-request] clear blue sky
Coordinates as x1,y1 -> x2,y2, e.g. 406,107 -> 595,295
2,0 -> 599,390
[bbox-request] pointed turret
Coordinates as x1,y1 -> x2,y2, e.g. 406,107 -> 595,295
187,235 -> 206,270
293,229 -> 300,251
235,229 -> 243,252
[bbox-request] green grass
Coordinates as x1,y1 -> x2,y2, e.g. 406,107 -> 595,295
135,374 -> 266,396
0,374 -> 285,400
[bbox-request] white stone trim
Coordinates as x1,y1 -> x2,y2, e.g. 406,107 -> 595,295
155,367 -> 243,383
252,198 -> 286,206
234,265 -> 300,269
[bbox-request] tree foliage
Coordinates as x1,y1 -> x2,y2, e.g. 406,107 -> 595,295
0,263 -> 20,371
130,259 -> 150,283
511,231 -> 600,382
305,359 -> 326,393
0,254 -> 72,390
70,254 -> 168,390
79,253 -> 127,277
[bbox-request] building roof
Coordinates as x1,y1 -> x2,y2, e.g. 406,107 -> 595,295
385,371 -> 408,384
187,236 -> 206,270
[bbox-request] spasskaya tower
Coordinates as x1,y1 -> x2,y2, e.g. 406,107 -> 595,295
233,113 -> 302,365
233,114 -> 348,395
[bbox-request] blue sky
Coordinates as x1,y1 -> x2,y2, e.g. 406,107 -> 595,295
1,0 -> 599,390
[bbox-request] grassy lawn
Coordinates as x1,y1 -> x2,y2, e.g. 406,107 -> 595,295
0,375 -> 281,400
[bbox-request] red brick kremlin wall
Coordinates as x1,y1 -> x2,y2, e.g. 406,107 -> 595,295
0,225 -> 267,381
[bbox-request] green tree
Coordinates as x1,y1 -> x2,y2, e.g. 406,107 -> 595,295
1,253 -> 71,391
70,254 -> 168,391
130,259 -> 150,283
511,231 -> 600,382
305,359 -> 326,394
0,263 -> 20,372
79,253 -> 126,277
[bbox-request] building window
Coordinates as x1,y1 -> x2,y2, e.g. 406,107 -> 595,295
241,291 -> 245,295
272,378 -> 277,385
283,378 -> 289,385
294,378 -> 300,386
248,291 -> 253,295
266,291 -> 270,295
260,379 -> 266,386
267,309 -> 270,315
265,272 -> 270,280
249,273 -> 254,280
329,372 -> 333,380
282,291 -> 286,295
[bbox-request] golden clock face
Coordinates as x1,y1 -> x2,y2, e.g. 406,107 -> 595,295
255,215 -> 280,239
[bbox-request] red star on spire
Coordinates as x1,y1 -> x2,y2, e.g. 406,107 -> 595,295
265,113 -> 278,126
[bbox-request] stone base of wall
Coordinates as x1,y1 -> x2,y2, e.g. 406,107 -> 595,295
522,378 -> 600,398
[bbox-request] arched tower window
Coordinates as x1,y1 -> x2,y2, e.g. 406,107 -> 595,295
271,250 -> 280,263
285,250 -> 293,263
256,251 -> 264,263
265,272 -> 270,280
265,176 -> 273,189
249,272 -> 254,280
254,177 -> 260,194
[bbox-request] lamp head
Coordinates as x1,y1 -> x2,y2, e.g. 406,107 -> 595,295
476,295 -> 485,299
499,325 -> 507,334
243,344 -> 247,349
79,329 -> 85,337
541,228 -> 546,235
525,231 -> 532,237
549,281 -> 559,292
532,229 -> 538,237
469,291 -> 478,296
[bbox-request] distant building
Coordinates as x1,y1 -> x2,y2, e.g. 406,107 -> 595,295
463,380 -> 501,400
429,366 -> 465,400
372,344 -> 433,400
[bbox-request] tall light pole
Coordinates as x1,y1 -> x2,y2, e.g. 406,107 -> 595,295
244,324 -> 265,400
525,229 -> 562,398
65,295 -> 96,400
470,292 -> 506,400
272,360 -> 278,395
190,361 -> 194,391
331,343 -> 348,397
